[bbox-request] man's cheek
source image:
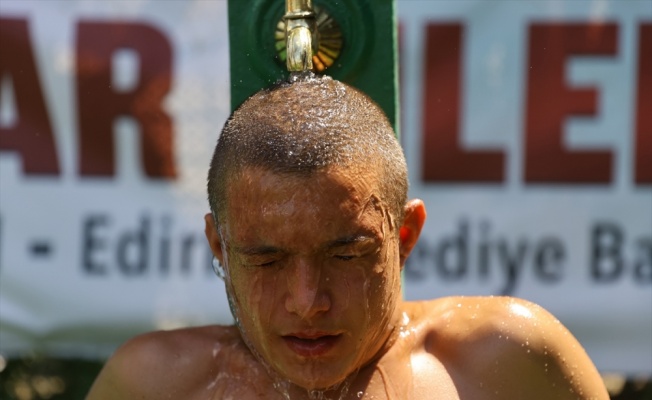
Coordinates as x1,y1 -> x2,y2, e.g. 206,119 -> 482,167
243,274 -> 276,325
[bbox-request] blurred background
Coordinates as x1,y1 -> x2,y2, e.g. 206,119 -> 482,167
0,0 -> 650,398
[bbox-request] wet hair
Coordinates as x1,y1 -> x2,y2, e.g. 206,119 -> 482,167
207,74 -> 408,229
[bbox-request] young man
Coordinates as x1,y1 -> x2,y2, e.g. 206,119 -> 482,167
87,75 -> 608,399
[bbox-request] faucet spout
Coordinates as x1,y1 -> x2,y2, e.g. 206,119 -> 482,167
284,0 -> 316,72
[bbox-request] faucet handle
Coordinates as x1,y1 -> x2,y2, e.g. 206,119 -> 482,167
284,0 -> 316,72
286,25 -> 314,71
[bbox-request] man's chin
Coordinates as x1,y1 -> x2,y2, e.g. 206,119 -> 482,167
277,366 -> 357,394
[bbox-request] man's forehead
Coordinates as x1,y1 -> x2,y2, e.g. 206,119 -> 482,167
219,165 -> 386,235
228,164 -> 379,193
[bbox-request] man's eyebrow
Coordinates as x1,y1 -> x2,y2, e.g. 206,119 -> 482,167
325,235 -> 376,249
231,245 -> 282,256
230,236 -> 377,255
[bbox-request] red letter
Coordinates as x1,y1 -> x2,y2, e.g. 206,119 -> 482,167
76,21 -> 175,178
525,23 -> 617,184
0,18 -> 60,175
422,23 -> 505,183
635,24 -> 651,185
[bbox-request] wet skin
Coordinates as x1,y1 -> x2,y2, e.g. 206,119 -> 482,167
86,166 -> 609,399
213,166 -> 406,390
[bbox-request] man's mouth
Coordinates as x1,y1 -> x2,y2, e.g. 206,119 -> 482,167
282,333 -> 342,357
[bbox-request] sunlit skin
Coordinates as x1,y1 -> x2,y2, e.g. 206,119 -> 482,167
86,163 -> 609,399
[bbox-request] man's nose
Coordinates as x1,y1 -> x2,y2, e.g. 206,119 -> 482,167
284,257 -> 331,319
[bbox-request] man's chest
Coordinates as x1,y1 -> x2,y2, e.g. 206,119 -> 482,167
198,337 -> 464,399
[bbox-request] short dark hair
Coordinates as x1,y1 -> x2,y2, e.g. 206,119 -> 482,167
207,74 -> 408,229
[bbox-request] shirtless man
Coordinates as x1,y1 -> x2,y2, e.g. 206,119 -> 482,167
87,75 -> 608,399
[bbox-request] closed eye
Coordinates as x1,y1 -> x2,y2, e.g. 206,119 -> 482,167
243,257 -> 281,268
257,260 -> 277,267
233,245 -> 283,268
327,234 -> 380,262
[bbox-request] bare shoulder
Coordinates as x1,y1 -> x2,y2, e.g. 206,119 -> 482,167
86,325 -> 243,400
408,297 -> 608,399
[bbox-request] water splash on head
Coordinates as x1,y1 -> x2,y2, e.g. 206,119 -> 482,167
288,70 -> 322,83
208,72 -> 408,232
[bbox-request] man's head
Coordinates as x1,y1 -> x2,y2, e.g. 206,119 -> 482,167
204,75 -> 425,392
207,75 -> 407,231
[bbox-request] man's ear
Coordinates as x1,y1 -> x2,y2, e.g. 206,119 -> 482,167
398,199 -> 426,267
204,213 -> 224,264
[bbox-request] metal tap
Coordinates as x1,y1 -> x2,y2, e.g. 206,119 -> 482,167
284,0 -> 316,71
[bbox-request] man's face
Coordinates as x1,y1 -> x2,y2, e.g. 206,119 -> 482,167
217,165 -> 403,390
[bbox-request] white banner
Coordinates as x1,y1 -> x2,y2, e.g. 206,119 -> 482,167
0,0 -> 650,375
399,0 -> 652,375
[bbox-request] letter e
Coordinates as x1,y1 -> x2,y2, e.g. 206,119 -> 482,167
525,23 -> 617,183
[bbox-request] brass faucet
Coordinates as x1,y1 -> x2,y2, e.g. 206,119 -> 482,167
284,0 -> 316,71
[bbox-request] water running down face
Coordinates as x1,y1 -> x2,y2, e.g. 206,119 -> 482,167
206,74 -> 412,394
216,165 -> 404,391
